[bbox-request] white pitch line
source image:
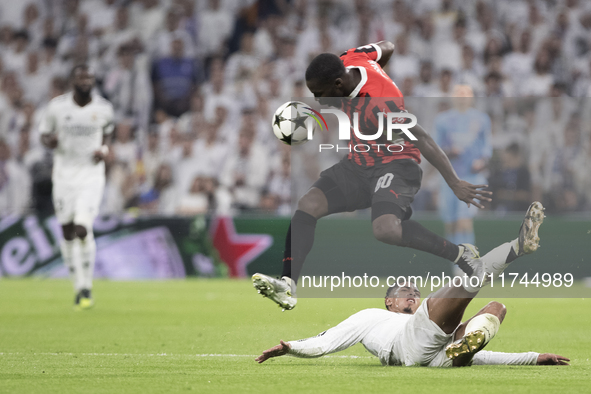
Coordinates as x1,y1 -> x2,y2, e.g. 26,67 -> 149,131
0,352 -> 373,359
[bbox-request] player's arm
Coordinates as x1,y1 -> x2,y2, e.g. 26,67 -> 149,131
255,340 -> 291,363
410,124 -> 492,208
472,350 -> 569,366
93,106 -> 115,163
41,133 -> 58,149
256,311 -> 371,364
39,103 -> 58,149
374,40 -> 394,68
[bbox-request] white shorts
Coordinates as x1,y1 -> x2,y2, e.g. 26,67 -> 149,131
394,299 -> 456,367
52,180 -> 104,229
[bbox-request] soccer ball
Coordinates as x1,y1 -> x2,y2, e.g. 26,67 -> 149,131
272,101 -> 314,145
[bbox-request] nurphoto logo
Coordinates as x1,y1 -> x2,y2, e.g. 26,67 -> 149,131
272,100 -> 418,151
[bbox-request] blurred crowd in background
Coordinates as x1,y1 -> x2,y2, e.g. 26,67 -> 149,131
0,0 -> 590,218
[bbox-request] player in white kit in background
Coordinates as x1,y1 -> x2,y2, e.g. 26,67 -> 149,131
40,65 -> 114,310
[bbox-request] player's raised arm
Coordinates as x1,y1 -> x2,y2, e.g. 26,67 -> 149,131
374,40 -> 395,68
410,123 -> 492,209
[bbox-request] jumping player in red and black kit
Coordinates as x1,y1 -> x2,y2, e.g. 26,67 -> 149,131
253,41 -> 502,310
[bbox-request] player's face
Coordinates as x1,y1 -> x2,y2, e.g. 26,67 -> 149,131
72,68 -> 95,95
306,78 -> 345,106
387,284 -> 421,315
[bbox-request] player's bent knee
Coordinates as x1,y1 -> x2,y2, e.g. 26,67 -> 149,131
74,225 -> 88,240
61,224 -> 76,241
372,217 -> 402,245
487,301 -> 507,322
297,189 -> 328,218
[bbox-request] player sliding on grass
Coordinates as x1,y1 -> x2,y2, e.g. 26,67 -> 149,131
254,41 -> 494,310
255,204 -> 568,367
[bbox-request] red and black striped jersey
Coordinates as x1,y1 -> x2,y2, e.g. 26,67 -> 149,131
339,44 -> 421,167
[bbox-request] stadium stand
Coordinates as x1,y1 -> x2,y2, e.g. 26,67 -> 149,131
0,0 -> 590,217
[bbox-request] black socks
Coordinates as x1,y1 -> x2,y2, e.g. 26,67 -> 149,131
281,210 -> 318,284
401,220 -> 461,262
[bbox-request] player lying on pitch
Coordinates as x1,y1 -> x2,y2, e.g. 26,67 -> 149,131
254,40 -> 494,310
256,203 -> 568,367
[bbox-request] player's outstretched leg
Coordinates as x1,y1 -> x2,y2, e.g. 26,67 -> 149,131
373,214 -> 484,281
252,273 -> 296,311
443,202 -> 545,362
480,201 -> 545,280
252,187 -> 329,310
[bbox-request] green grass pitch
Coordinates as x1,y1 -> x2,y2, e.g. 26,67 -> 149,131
0,279 -> 589,393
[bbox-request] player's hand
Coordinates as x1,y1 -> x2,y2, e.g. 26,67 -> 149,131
42,134 -> 58,149
93,150 -> 106,163
450,180 -> 492,209
537,353 -> 570,365
255,340 -> 291,364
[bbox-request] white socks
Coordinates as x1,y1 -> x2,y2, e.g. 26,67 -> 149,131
61,233 -> 96,292
465,313 -> 501,345
80,233 -> 96,290
60,239 -> 83,291
481,239 -> 520,279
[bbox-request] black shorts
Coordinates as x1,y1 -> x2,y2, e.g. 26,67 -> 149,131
313,158 -> 423,221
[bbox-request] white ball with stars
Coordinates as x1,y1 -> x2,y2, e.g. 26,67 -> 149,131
272,101 -> 313,146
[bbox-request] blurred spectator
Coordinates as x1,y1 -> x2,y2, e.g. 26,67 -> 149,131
111,120 -> 137,170
4,30 -> 29,71
138,162 -> 176,214
192,121 -> 228,179
489,143 -> 531,212
435,85 -> 491,247
414,62 -> 438,97
21,52 -> 51,105
219,124 -> 269,211
172,134 -> 200,199
225,32 -> 260,84
39,38 -> 66,78
266,153 -> 291,216
198,0 -> 233,59
141,131 -> 164,189
522,48 -> 554,96
389,34 -> 420,81
0,0 -> 587,218
0,139 -> 30,215
80,0 -> 117,35
103,44 -> 152,129
177,93 -> 205,135
131,0 -> 165,44
151,38 -> 201,117
151,7 -> 195,58
546,119 -> 583,212
176,176 -> 218,215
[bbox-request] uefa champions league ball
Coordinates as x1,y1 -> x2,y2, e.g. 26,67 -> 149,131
272,101 -> 314,145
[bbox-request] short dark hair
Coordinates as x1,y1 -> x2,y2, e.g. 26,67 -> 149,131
485,72 -> 502,82
305,53 -> 345,83
42,38 -> 58,49
506,142 -> 520,156
384,280 -> 416,310
70,64 -> 90,78
13,30 -> 29,41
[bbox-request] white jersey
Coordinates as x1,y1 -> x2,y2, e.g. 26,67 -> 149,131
39,92 -> 114,185
288,304 -> 539,367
